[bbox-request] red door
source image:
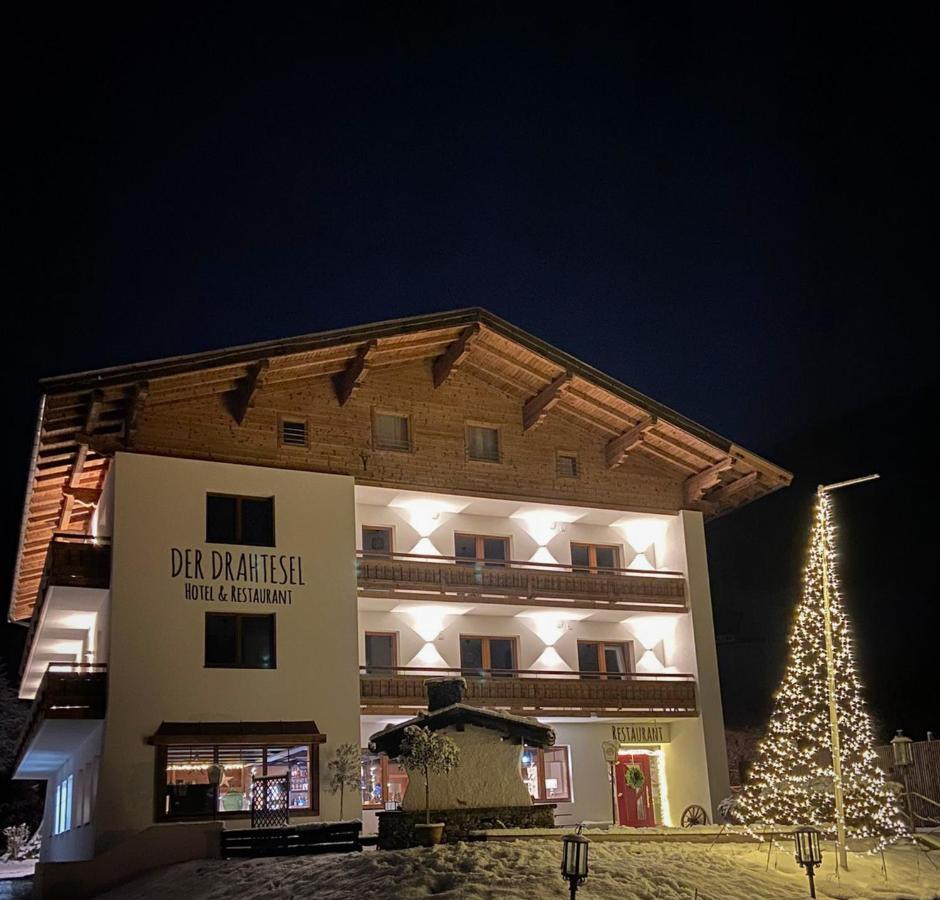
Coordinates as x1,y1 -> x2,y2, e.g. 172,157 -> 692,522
615,754 -> 655,827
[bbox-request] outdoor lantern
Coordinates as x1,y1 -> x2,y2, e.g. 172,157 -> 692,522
891,730 -> 915,827
891,730 -> 914,768
561,827 -> 589,900
793,827 -> 823,898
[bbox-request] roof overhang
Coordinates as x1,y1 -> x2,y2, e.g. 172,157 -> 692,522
8,308 -> 792,624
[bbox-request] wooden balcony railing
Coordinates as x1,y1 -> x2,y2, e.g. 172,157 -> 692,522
359,666 -> 697,717
356,551 -> 687,613
15,664 -> 108,770
45,534 -> 111,590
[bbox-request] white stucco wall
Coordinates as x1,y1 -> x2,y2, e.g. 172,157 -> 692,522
399,725 -> 532,812
678,510 -> 731,816
40,726 -> 103,863
95,453 -> 361,853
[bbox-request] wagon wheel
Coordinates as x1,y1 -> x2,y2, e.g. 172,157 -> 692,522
681,804 -> 709,827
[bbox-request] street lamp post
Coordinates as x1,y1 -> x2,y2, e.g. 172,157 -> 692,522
817,473 -> 879,871
793,826 -> 823,898
560,826 -> 589,900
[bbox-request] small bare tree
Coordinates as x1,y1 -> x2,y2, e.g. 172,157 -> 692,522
398,725 -> 460,825
326,742 -> 361,820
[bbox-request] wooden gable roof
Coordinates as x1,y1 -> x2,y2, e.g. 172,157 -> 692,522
9,308 -> 791,623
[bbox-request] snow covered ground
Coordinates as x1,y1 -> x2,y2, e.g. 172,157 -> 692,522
96,838 -> 940,900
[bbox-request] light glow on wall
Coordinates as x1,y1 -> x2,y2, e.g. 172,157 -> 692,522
516,610 -> 589,646
528,546 -> 558,566
393,603 -> 472,642
624,614 -> 679,652
615,517 -> 670,570
389,497 -> 465,538
408,642 -> 449,670
410,537 -> 442,558
530,646 -> 571,672
511,508 -> 580,548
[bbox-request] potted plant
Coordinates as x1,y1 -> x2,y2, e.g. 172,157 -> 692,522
327,742 -> 362,820
398,725 -> 460,846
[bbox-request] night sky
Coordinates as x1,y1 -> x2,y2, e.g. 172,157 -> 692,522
5,6 -> 937,739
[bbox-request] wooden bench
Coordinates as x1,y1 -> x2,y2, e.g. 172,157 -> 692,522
221,820 -> 363,858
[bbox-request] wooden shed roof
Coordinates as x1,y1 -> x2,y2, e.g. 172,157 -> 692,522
9,308 -> 791,623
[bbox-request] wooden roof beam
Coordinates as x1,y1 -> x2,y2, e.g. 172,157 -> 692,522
125,381 -> 150,441
704,471 -> 759,505
62,486 -> 103,506
683,457 -> 735,507
58,389 -> 106,529
605,416 -> 657,469
230,360 -> 269,425
432,324 -> 480,388
523,371 -> 573,432
332,341 -> 377,406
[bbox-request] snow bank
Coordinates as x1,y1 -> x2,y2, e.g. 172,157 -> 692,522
96,838 -> 940,899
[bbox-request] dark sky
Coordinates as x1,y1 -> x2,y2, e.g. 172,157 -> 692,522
4,5 -> 937,739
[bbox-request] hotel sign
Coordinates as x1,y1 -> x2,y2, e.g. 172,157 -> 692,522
170,547 -> 305,606
611,724 -> 671,745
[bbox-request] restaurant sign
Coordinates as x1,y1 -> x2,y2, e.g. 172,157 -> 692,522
611,723 -> 671,745
170,547 -> 305,606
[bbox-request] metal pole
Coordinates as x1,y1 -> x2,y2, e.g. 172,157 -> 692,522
807,863 -> 817,898
610,763 -> 617,825
819,486 -> 849,870
815,475 -> 878,870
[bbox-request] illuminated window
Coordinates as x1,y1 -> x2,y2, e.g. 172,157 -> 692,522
467,424 -> 500,462
521,746 -> 572,803
161,744 -> 313,818
205,613 -> 276,669
360,751 -> 409,810
373,412 -> 411,452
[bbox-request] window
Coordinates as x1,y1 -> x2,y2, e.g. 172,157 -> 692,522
521,746 -> 572,803
206,494 -> 275,547
459,635 -> 517,677
54,774 -> 73,835
161,744 -> 313,818
455,533 -> 509,566
205,613 -> 276,669
364,632 -> 397,674
467,424 -> 500,462
571,542 -> 621,572
556,451 -> 579,478
362,526 -> 393,556
360,751 -> 409,810
577,640 -> 633,680
279,417 -> 308,448
373,412 -> 411,452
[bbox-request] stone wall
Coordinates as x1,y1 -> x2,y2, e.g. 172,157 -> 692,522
377,805 -> 556,849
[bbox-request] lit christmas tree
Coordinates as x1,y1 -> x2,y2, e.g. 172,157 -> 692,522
733,487 -> 906,856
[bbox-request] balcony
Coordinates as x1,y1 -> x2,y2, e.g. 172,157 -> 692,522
45,533 -> 111,590
14,664 -> 108,778
359,666 -> 697,718
356,551 -> 687,613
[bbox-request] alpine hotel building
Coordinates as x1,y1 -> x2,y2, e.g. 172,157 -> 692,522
10,310 -> 790,867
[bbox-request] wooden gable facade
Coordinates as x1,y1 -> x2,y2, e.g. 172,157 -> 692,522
9,309 -> 791,623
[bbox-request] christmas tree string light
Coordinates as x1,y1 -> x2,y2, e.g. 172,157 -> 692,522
733,486 -> 907,860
